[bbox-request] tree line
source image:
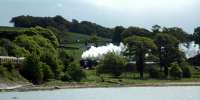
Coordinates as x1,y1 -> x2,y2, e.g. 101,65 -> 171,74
10,15 -> 113,38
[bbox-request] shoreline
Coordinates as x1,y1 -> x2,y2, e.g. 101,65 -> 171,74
1,82 -> 200,92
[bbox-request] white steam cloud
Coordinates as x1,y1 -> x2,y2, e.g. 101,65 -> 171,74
81,42 -> 200,60
179,41 -> 200,58
81,43 -> 126,60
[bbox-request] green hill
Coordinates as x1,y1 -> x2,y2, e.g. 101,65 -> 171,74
59,31 -> 111,59
0,26 -> 110,60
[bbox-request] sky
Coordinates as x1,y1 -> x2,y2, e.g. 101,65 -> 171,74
0,0 -> 200,33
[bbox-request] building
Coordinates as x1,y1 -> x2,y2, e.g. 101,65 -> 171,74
0,56 -> 25,64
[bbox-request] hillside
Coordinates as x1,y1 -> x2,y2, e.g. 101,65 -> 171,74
58,31 -> 111,59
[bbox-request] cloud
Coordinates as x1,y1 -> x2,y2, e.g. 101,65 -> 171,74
57,3 -> 63,8
84,0 -> 197,13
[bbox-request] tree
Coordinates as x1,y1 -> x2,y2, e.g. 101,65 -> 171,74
59,50 -> 74,68
154,33 -> 180,77
122,27 -> 152,39
22,53 -> 43,84
40,51 -> 63,80
97,52 -> 127,77
69,19 -> 80,32
112,26 -> 125,45
152,25 -> 161,33
162,27 -> 191,42
89,34 -> 99,46
124,36 -> 157,79
193,26 -> 200,48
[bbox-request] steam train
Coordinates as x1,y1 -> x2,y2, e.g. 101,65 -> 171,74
80,59 -> 98,69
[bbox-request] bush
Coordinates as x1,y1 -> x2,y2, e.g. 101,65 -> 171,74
97,52 -> 127,77
124,63 -> 137,73
61,71 -> 71,81
59,50 -> 74,68
149,67 -> 165,79
2,62 -> 15,72
179,62 -> 192,78
41,62 -> 54,81
64,63 -> 86,81
40,51 -> 63,80
181,66 -> 192,78
0,47 -> 8,56
0,65 -> 7,77
22,53 -> 43,84
170,64 -> 183,79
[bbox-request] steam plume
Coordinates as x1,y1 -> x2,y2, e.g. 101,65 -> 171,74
81,43 -> 126,60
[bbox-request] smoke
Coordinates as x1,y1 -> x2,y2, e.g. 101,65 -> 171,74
81,42 -> 200,60
179,41 -> 200,58
81,43 -> 126,60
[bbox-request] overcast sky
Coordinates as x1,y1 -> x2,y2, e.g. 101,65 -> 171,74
0,0 -> 199,33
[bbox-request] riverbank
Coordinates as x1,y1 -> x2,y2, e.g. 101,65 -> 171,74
1,81 -> 200,92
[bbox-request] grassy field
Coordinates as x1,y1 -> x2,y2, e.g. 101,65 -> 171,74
59,31 -> 111,60
80,65 -> 200,87
0,26 -> 26,31
39,67 -> 200,88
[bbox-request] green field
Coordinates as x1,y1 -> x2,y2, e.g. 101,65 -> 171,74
59,31 -> 111,60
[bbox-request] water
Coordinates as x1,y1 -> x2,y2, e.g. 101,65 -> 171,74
0,86 -> 200,100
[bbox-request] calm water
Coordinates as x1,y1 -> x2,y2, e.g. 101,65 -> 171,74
0,86 -> 200,100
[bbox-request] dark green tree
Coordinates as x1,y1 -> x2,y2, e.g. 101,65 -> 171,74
162,27 -> 191,42
154,33 -> 180,77
152,25 -> 161,33
40,51 -> 63,80
122,27 -> 152,39
22,53 -> 43,84
193,26 -> 200,48
112,26 -> 125,45
124,36 -> 157,79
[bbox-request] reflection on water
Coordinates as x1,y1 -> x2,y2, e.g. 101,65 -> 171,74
0,86 -> 200,100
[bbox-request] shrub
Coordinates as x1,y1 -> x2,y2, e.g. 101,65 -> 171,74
61,71 -> 71,81
0,65 -> 7,77
22,53 -> 43,84
40,51 -> 63,80
59,50 -> 74,68
0,47 -> 8,56
180,62 -> 192,78
41,62 -> 54,81
2,62 -> 15,72
170,64 -> 183,79
66,62 -> 86,82
149,67 -> 165,79
124,63 -> 137,73
181,66 -> 192,78
97,52 -> 127,77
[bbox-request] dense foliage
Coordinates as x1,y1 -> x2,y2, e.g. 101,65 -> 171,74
170,63 -> 183,79
97,53 -> 127,77
10,15 -> 113,38
124,36 -> 157,79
